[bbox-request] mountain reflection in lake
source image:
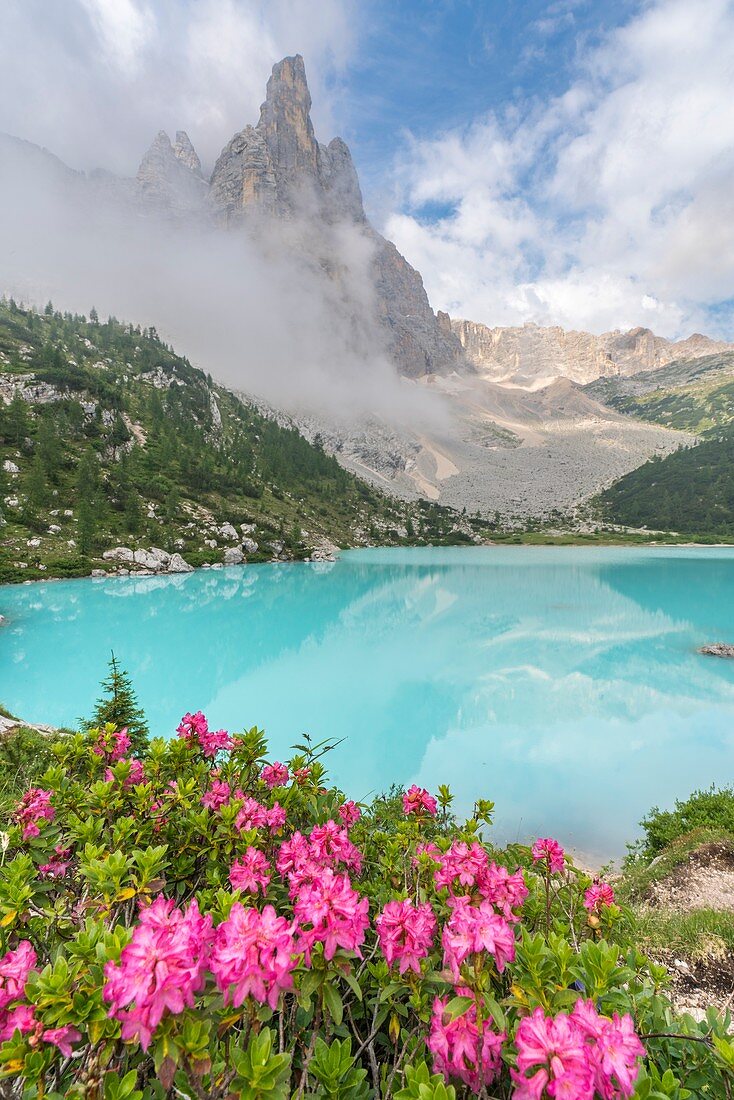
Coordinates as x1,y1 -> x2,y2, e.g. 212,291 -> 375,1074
3,547 -> 734,861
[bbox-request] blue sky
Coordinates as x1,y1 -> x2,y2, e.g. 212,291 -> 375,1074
336,0 -> 638,209
1,0 -> 734,339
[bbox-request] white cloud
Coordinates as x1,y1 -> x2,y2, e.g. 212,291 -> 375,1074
385,0 -> 734,338
0,0 -> 357,174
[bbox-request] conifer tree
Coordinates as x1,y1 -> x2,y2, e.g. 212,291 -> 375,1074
87,653 -> 149,754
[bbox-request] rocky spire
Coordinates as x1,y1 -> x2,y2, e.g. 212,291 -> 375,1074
206,55 -> 463,375
257,54 -> 320,189
173,131 -> 202,176
136,130 -> 207,214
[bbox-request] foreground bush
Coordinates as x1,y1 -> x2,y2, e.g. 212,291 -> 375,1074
0,717 -> 732,1098
629,785 -> 734,862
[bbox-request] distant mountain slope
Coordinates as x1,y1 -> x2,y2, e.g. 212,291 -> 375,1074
451,318 -> 734,388
585,352 -> 734,432
600,426 -> 734,536
0,300 -> 477,583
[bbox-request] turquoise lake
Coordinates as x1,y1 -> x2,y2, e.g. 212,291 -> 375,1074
2,546 -> 734,861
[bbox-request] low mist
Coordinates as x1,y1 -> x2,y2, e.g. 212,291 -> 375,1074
0,137 -> 447,431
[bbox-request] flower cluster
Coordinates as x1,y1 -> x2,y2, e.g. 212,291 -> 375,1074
38,844 -> 72,879
429,997 -> 505,1091
338,800 -> 361,828
584,882 -> 616,914
200,777 -> 232,810
210,903 -> 297,1010
235,796 -> 285,834
104,757 -> 145,788
92,727 -> 131,761
512,1002 -> 645,1099
0,941 -> 79,1053
176,711 -> 233,758
294,869 -> 370,962
103,897 -> 212,1049
14,788 -> 55,840
376,899 -> 436,975
229,848 -> 272,895
276,820 -> 362,894
261,761 -> 289,789
434,841 -> 528,920
403,784 -> 438,817
531,836 -> 566,874
442,897 -> 516,979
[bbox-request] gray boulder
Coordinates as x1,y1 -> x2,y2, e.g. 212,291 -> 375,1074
699,643 -> 734,658
223,547 -> 244,565
168,553 -> 194,573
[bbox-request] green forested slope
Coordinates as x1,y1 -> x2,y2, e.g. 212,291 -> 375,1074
600,427 -> 734,535
0,299 -> 476,581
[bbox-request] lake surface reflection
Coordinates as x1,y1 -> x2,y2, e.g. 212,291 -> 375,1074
3,546 -> 734,861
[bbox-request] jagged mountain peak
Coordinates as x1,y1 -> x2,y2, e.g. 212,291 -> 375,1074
136,128 -> 207,212
173,130 -> 202,176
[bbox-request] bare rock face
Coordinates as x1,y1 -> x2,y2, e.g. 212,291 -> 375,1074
136,130 -> 207,215
208,54 -> 462,376
452,319 -> 734,387
173,131 -> 202,175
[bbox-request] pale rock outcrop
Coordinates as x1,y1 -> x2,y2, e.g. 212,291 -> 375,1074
223,547 -> 244,565
242,537 -> 258,554
103,547 -> 134,563
218,523 -> 239,541
168,552 -> 194,573
451,319 -> 734,387
3,460 -> 18,474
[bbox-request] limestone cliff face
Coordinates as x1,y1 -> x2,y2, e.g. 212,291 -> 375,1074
136,130 -> 207,214
207,54 -> 462,376
452,319 -> 734,386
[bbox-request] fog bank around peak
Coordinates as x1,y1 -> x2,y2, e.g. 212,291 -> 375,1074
0,140 -> 448,431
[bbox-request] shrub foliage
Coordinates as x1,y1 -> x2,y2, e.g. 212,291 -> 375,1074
0,716 -> 732,1098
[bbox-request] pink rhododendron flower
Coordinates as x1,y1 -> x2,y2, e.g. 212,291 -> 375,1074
512,1002 -> 644,1100
512,1006 -> 592,1099
442,897 -> 516,978
294,869 -> 369,961
584,882 -> 616,914
201,779 -> 231,811
434,841 -> 488,892
103,897 -> 212,1050
15,788 -> 55,840
376,899 -> 436,975
199,728 -> 234,758
261,761 -> 289,789
104,758 -> 145,788
413,841 -> 442,869
293,766 -> 311,784
229,848 -> 272,895
402,785 -> 438,817
93,727 -> 131,761
338,800 -> 361,828
0,1003 -> 36,1043
39,844 -> 72,879
0,941 -> 37,1008
482,862 -> 528,922
176,710 -> 208,745
41,1025 -> 82,1057
429,997 -> 504,1091
176,712 -> 233,757
234,796 -> 268,831
210,902 -> 298,1010
532,837 -> 566,874
267,802 -> 286,832
309,820 -> 362,873
571,1000 -> 645,1098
